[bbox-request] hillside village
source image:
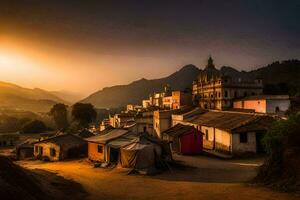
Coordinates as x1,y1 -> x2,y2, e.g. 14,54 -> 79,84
0,57 -> 299,200
0,57 -> 297,199
0,57 -> 299,199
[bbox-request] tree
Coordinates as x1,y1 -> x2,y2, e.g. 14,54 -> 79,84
21,120 -> 48,134
49,103 -> 69,130
71,103 -> 97,128
255,113 -> 300,191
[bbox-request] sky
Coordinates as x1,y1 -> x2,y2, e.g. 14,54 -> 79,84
0,0 -> 299,97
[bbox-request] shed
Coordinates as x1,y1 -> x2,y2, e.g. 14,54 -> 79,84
16,139 -> 37,160
33,134 -> 87,161
86,129 -> 131,162
162,123 -> 203,154
181,111 -> 276,155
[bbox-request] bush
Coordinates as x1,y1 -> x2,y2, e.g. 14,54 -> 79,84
255,113 -> 300,192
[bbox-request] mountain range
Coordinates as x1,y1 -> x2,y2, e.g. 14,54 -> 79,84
82,60 -> 300,109
0,59 -> 299,111
0,81 -> 67,112
81,64 -> 200,108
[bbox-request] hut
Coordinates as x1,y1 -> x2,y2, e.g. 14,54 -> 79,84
16,139 -> 37,160
162,123 -> 203,154
86,129 -> 132,162
177,111 -> 276,155
33,134 -> 87,161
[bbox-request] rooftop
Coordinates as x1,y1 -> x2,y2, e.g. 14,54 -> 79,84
86,129 -> 129,144
34,134 -> 86,149
184,111 -> 267,132
163,123 -> 200,137
236,95 -> 290,101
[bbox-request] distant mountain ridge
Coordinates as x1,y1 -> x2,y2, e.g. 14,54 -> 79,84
82,60 -> 300,109
81,64 -> 200,108
0,81 -> 67,112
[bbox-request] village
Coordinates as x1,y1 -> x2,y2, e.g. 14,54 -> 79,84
0,57 -> 297,200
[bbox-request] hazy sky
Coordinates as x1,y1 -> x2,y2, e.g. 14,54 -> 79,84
0,0 -> 299,96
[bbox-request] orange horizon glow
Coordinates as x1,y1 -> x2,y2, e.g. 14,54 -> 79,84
0,34 -> 186,97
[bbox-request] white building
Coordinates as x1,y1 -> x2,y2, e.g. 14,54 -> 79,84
233,95 -> 290,114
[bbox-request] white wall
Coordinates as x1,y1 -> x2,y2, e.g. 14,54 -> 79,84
266,99 -> 290,113
232,132 -> 256,154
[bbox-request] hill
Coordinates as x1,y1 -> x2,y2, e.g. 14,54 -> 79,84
0,81 -> 67,112
220,60 -> 300,95
50,90 -> 84,104
81,64 -> 200,108
248,60 -> 300,95
82,60 -> 300,109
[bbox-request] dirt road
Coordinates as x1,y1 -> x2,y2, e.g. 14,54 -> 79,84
18,155 -> 299,200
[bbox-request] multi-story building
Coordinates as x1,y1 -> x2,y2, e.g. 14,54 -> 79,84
192,57 -> 263,110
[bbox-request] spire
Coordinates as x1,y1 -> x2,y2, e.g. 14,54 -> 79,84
206,55 -> 215,69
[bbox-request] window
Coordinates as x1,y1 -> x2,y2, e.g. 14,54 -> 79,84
218,92 -> 221,98
97,145 -> 103,153
205,130 -> 209,140
240,132 -> 248,143
35,146 -> 38,153
39,146 -> 43,155
225,91 -> 228,98
234,91 -> 237,98
50,148 -> 56,157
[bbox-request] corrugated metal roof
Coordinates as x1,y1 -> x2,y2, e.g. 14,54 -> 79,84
34,134 -> 86,149
162,123 -> 197,137
86,129 -> 129,144
185,111 -> 258,131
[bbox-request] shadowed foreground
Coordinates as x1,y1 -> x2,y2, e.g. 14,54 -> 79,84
17,155 -> 299,200
0,156 -> 86,200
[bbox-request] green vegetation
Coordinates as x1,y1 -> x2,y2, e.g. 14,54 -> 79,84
21,120 -> 49,134
49,103 -> 69,130
71,103 -> 97,128
256,114 -> 300,192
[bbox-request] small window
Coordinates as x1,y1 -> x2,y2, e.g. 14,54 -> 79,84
97,145 -> 103,153
225,91 -> 228,98
240,132 -> 248,143
234,91 -> 237,98
218,92 -> 221,97
205,130 -> 209,140
50,148 -> 56,157
35,146 -> 38,153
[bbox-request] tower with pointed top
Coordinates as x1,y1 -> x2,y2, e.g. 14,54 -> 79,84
192,56 -> 263,110
206,56 -> 215,69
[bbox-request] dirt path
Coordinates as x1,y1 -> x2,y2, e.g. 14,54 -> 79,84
17,155 -> 299,200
